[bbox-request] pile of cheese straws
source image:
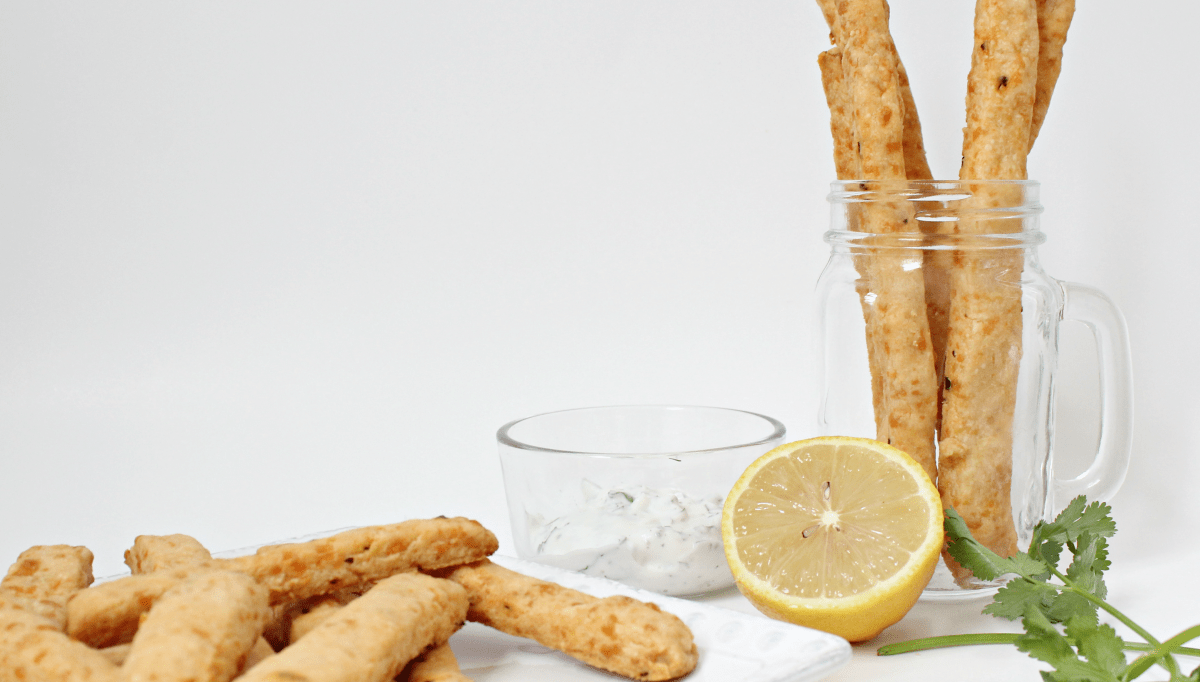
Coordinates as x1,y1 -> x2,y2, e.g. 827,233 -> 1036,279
0,518 -> 698,682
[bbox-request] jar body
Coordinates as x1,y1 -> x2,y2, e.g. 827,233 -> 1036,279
814,181 -> 1130,597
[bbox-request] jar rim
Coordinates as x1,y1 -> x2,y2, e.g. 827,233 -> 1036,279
824,179 -> 1045,247
828,179 -> 1042,211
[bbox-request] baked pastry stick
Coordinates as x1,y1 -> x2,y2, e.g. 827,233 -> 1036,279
819,0 -> 944,452
820,0 -> 949,436
401,643 -> 473,682
123,533 -> 276,671
68,517 -> 497,648
124,534 -> 212,574
939,0 -> 1039,579
831,0 -> 939,482
278,588 -> 374,646
1029,0 -> 1076,151
0,608 -> 121,682
0,545 -> 93,631
236,573 -> 468,682
440,560 -> 697,682
819,47 -> 886,432
121,570 -> 272,682
816,0 -> 933,181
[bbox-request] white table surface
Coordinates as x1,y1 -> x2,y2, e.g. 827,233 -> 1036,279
2,3 -> 1198,680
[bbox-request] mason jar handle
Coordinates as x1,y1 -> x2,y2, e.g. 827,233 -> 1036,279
1054,281 -> 1134,505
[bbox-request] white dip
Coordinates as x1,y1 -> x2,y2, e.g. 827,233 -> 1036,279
527,480 -> 732,596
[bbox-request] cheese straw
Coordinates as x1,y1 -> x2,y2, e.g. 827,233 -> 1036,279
938,0 -> 1039,580
124,534 -> 212,574
68,517 -> 497,648
440,559 -> 698,682
402,643 -> 473,682
1029,0 -> 1076,151
830,0 -> 939,483
819,0 -> 948,435
236,573 -> 468,682
0,545 -> 93,631
816,0 -> 932,181
0,608 -> 121,682
121,571 -> 271,682
123,533 -> 277,671
819,47 -> 886,434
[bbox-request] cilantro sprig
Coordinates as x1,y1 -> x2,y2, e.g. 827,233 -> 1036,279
878,497 -> 1200,681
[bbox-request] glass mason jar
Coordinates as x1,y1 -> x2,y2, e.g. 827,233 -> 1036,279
814,180 -> 1133,598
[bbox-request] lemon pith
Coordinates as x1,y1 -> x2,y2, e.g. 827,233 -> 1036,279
721,437 -> 942,642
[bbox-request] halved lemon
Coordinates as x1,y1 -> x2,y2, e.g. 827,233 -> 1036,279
721,436 -> 942,642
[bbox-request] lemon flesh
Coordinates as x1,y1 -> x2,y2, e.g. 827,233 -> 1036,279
721,437 -> 942,642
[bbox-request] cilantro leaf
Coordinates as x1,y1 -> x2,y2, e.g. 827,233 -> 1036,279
945,509 -> 1049,580
1017,607 -> 1081,668
1045,590 -> 1099,625
985,579 -> 1058,621
1065,617 -> 1127,680
1020,609 -> 1123,682
1031,520 -> 1066,570
1043,497 -> 1118,545
1065,534 -> 1111,600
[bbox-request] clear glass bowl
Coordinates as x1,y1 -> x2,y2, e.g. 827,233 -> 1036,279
497,405 -> 785,597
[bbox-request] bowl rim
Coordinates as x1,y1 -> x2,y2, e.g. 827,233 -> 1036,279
496,404 -> 786,457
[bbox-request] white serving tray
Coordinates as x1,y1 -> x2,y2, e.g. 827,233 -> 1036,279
454,555 -> 851,682
107,534 -> 850,682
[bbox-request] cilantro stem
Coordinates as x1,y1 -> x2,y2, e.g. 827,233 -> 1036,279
877,633 -> 1200,658
1049,565 -> 1181,678
1123,640 -> 1200,657
1160,624 -> 1200,654
1067,585 -> 1163,650
877,633 -> 1020,655
1124,624 -> 1200,681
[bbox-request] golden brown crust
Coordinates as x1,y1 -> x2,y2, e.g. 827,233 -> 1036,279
828,0 -> 939,482
938,194 -> 1024,573
818,48 -> 859,182
441,560 -> 697,682
67,518 -> 496,648
819,0 -> 944,456
1028,0 -> 1075,151
0,591 -> 68,631
242,637 -> 277,673
286,594 -> 353,644
835,0 -> 906,181
896,57 -> 932,182
236,573 -> 468,682
96,644 -> 131,666
0,607 -> 121,682
959,0 -> 1039,180
66,567 -> 194,648
120,532 -> 280,670
939,0 -> 1038,580
1,545 -> 94,632
225,517 -> 498,605
1,546 -> 94,633
818,0 -> 931,180
262,587 -> 365,651
403,643 -> 473,682
868,235 -> 940,484
819,46 -> 887,438
124,535 -> 212,574
122,571 -> 271,682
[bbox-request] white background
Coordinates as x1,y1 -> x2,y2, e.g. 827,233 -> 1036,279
2,2 -> 1197,678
